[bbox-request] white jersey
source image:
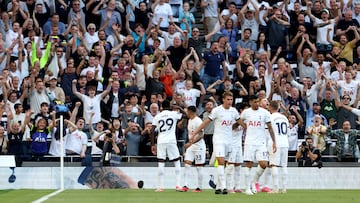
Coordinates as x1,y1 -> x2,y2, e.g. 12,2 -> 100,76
337,80 -> 359,105
179,88 -> 201,107
232,125 -> 244,147
64,129 -> 88,154
240,107 -> 271,146
208,105 -> 240,145
187,116 -> 205,148
269,112 -> 289,148
152,110 -> 182,144
288,123 -> 299,151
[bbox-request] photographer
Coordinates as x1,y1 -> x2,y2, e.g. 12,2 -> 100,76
92,129 -> 121,166
296,137 -> 322,167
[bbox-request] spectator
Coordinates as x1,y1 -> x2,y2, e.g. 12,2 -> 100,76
27,111 -> 55,160
46,76 -> 65,104
296,137 -> 322,167
179,2 -> 195,36
7,108 -> 29,166
93,129 -> 122,166
124,120 -> 142,156
327,119 -> 360,162
28,78 -> 50,116
307,6 -> 341,53
263,7 -> 290,58
328,26 -> 360,65
201,41 -> 227,89
237,28 -> 257,59
318,81 -> 338,123
152,0 -> 174,31
43,13 -> 66,36
0,125 -> 8,154
92,0 -> 122,36
166,34 -> 189,71
201,0 -> 219,35
84,23 -> 99,50
139,122 -> 153,156
72,78 -> 112,126
238,0 -> 260,41
68,0 -> 86,29
64,117 -> 88,159
287,108 -> 304,152
219,19 -> 239,62
306,114 -> 328,153
187,26 -> 219,60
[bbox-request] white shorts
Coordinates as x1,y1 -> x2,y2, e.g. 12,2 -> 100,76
228,146 -> 243,164
213,143 -> 232,160
243,144 -> 268,162
184,144 -> 206,165
269,147 -> 288,167
157,143 -> 180,161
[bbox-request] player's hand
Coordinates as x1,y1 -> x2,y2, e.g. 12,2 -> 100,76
151,145 -> 157,155
272,143 -> 277,153
184,142 -> 191,149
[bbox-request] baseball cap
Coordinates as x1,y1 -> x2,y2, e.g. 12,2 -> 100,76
321,9 -> 329,14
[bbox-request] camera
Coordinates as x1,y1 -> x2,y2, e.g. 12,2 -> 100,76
301,141 -> 308,147
106,133 -> 113,138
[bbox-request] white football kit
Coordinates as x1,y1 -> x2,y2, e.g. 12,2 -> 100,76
185,116 -> 206,164
240,107 -> 271,162
268,112 -> 290,166
208,105 -> 240,158
152,110 -> 182,160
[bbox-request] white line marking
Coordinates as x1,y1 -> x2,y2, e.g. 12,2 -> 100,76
32,189 -> 64,203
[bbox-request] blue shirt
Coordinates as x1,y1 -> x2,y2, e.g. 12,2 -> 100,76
203,51 -> 225,76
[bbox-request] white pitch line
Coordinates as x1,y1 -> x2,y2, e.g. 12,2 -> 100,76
32,189 -> 64,203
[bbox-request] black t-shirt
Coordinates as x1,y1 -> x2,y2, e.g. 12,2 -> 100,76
336,19 -> 360,41
135,8 -> 150,29
167,45 -> 187,71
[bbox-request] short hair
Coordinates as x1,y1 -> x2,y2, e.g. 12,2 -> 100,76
88,86 -> 96,91
244,28 -> 252,33
41,102 -> 49,107
222,91 -> 233,98
161,100 -> 171,109
14,103 -> 22,110
269,100 -> 279,111
249,94 -> 259,101
187,106 -> 197,113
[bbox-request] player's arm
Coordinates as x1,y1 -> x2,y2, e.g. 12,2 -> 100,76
266,121 -> 277,153
234,118 -> 246,129
191,118 -> 211,137
150,125 -> 157,155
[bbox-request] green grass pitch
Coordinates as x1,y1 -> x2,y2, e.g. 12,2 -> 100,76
1,189 -> 360,203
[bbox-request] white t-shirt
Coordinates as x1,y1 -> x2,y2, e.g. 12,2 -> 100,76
65,129 -> 88,154
161,31 -> 181,49
311,61 -> 331,78
134,63 -> 156,91
269,112 -> 289,148
240,107 -> 271,146
337,80 -> 359,105
84,32 -> 99,49
187,116 -> 205,148
314,18 -> 335,45
179,88 -> 200,107
232,125 -> 244,147
152,110 -> 182,144
152,3 -> 173,28
208,105 -> 240,145
80,94 -> 102,124
147,37 -> 166,51
288,123 -> 299,151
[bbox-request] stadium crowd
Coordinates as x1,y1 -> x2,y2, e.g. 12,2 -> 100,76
0,0 -> 360,168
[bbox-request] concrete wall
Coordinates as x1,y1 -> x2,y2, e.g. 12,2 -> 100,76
0,167 -> 359,189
